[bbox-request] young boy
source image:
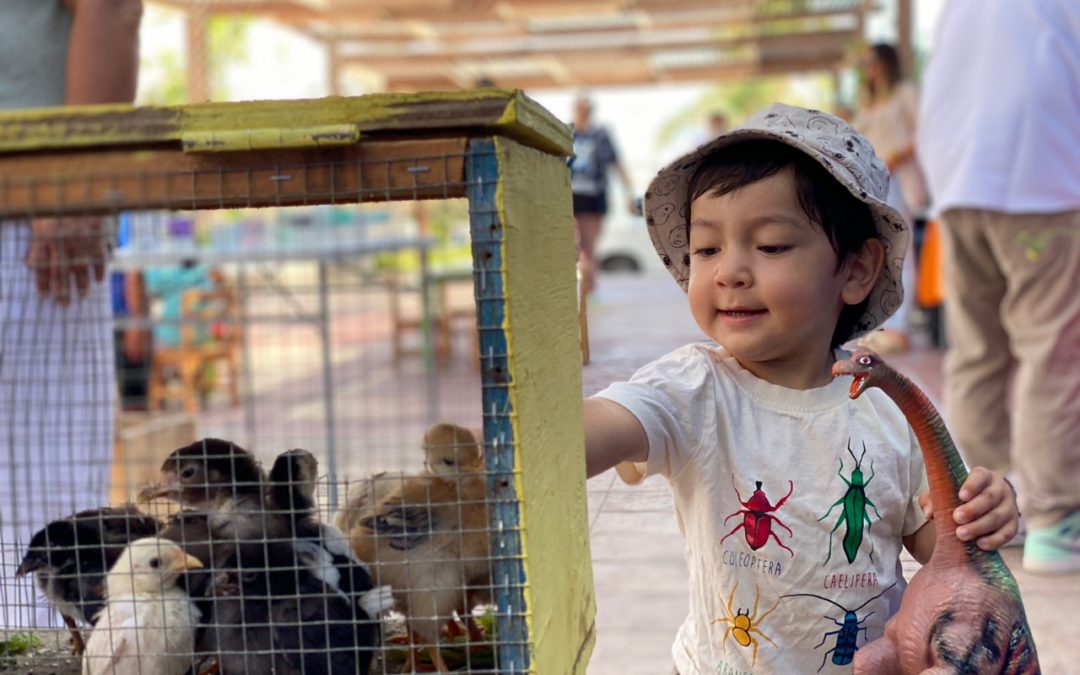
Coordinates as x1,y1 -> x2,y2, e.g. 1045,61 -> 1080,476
583,103 -> 1020,674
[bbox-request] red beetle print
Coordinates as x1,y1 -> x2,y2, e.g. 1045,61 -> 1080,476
720,474 -> 795,557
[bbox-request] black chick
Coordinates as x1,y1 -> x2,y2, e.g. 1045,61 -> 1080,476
139,438 -> 265,509
267,449 -> 391,620
15,505 -> 160,654
139,438 -> 282,541
203,540 -> 377,675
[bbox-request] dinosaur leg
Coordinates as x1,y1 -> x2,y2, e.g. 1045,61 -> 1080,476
61,614 -> 85,655
853,636 -> 902,675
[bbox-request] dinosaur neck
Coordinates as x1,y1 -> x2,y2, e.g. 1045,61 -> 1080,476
871,369 -> 967,536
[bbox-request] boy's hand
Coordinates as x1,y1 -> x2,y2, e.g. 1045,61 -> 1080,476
917,467 -> 1020,550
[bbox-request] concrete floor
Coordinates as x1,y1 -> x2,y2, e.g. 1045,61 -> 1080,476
581,273 -> 1079,675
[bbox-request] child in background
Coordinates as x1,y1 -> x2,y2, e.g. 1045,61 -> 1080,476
582,103 -> 1019,674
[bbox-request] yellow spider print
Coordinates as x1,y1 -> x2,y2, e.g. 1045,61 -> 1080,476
712,582 -> 780,666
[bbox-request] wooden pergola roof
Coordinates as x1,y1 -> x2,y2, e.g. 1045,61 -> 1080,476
156,0 -> 872,93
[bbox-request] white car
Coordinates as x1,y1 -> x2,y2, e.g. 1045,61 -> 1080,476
595,201 -> 668,275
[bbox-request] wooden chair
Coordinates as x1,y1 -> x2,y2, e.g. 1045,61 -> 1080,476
388,267 -> 479,365
147,276 -> 243,413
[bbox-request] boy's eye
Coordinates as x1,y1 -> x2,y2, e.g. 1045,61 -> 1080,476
758,245 -> 791,255
692,247 -> 719,257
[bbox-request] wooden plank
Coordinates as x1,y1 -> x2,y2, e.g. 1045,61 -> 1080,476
484,136 -> 595,674
380,53 -> 848,91
338,28 -> 857,67
0,90 -> 572,158
0,138 -> 469,218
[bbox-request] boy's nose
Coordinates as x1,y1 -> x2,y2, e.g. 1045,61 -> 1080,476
713,259 -> 751,288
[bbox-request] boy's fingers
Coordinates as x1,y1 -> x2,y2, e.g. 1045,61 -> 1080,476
917,490 -> 933,519
974,510 -> 1019,550
957,499 -> 1017,544
953,485 -> 1002,526
958,466 -> 992,502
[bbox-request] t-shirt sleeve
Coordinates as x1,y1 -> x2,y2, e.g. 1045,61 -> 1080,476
902,425 -> 931,537
593,346 -> 715,485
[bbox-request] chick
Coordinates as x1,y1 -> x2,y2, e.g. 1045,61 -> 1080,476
139,438 -> 282,542
82,537 -> 203,675
345,424 -> 491,673
334,422 -> 484,534
139,438 -> 265,510
421,422 -> 484,476
420,423 -> 492,642
16,506 -> 161,654
204,540 -> 375,675
268,449 -> 393,618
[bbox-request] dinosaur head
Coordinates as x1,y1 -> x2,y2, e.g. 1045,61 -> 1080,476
831,349 -> 883,399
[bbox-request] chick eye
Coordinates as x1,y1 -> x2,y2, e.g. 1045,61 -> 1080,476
442,458 -> 455,466
149,557 -> 161,569
241,571 -> 258,583
180,467 -> 197,480
858,355 -> 872,366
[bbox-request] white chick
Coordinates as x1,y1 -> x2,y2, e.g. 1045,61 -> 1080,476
82,536 -> 203,675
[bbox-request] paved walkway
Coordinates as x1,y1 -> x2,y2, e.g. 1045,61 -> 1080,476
581,273 -> 1078,675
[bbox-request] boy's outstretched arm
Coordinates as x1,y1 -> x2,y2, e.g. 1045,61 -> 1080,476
903,466 -> 1021,564
584,398 -> 649,478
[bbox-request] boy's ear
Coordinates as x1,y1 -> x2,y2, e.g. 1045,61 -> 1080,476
841,238 -> 886,305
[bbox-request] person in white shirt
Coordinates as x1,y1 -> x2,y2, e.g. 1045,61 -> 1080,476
918,0 -> 1080,575
0,0 -> 143,629
583,103 -> 1020,674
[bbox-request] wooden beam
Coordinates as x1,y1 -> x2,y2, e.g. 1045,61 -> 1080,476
185,10 -> 210,103
380,54 -> 849,91
313,6 -> 860,42
339,28 -> 857,67
0,91 -> 572,158
897,0 -> 915,77
0,139 -> 470,218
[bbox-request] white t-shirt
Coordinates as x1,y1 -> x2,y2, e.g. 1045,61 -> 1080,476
917,0 -> 1080,215
596,344 -> 929,675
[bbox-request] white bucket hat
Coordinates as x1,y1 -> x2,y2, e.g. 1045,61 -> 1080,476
643,102 -> 909,341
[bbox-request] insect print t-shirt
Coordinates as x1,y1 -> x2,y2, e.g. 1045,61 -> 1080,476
596,343 -> 929,675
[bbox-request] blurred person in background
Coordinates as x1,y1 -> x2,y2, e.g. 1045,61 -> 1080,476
853,43 -> 929,354
0,0 -> 143,627
918,0 -> 1080,574
570,94 -> 635,296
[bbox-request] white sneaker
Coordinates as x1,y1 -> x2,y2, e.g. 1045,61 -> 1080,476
1023,510 -> 1080,575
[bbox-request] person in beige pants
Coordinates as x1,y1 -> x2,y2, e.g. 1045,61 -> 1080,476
940,211 -> 1080,559
918,0 -> 1080,574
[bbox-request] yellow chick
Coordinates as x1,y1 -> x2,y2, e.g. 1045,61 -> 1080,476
82,537 -> 203,675
341,423 -> 490,673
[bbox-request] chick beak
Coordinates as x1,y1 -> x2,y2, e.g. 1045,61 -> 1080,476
181,554 -> 203,571
15,554 -> 45,578
136,471 -> 180,503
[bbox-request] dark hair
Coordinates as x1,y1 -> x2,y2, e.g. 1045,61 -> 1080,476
687,139 -> 878,348
866,43 -> 903,99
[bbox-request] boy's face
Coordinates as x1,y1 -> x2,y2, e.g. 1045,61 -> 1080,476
687,168 -> 867,387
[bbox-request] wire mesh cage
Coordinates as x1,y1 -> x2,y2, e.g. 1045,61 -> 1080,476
0,90 -> 593,674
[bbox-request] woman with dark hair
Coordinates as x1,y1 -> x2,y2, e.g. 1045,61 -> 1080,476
853,43 -> 927,353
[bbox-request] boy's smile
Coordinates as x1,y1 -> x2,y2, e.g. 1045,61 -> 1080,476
687,168 -> 871,389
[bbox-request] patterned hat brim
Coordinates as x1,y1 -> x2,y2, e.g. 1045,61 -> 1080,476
643,126 -> 909,342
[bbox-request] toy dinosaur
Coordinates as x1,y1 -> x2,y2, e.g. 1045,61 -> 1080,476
833,350 -> 1040,674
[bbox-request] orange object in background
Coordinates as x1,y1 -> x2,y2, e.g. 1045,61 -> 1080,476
917,219 -> 945,308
